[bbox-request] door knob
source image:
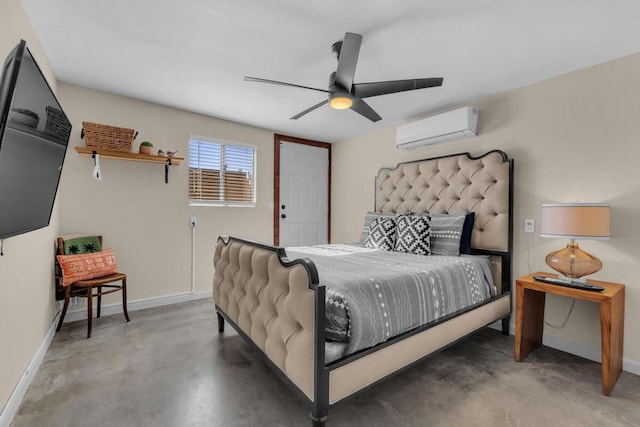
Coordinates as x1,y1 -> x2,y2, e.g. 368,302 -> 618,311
281,214 -> 287,219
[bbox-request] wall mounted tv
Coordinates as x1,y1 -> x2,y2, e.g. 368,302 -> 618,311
0,40 -> 71,240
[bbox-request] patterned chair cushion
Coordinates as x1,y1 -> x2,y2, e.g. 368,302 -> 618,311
394,214 -> 431,255
57,249 -> 118,286
62,235 -> 102,255
363,216 -> 397,251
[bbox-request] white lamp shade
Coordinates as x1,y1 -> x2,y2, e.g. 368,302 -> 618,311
541,203 -> 610,240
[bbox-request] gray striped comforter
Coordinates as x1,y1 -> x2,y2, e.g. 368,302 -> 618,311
286,244 -> 495,355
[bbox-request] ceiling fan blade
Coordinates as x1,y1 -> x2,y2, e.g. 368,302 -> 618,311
353,77 -> 443,98
351,99 -> 382,122
244,76 -> 329,93
290,99 -> 329,120
334,33 -> 362,92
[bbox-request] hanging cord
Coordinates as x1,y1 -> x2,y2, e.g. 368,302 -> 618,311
526,234 -> 532,274
1,239 -> 3,256
545,298 -> 576,329
92,152 -> 102,181
526,228 -> 574,329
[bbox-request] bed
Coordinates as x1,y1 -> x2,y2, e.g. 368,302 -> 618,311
213,150 -> 513,426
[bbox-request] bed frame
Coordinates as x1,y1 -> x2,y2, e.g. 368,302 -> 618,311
213,150 -> 513,426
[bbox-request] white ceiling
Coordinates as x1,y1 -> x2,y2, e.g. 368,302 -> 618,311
19,0 -> 640,143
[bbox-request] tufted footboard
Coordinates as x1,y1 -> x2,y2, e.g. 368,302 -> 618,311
213,236 -> 328,422
213,235 -> 511,426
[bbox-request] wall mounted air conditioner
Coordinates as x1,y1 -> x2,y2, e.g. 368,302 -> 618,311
396,106 -> 478,150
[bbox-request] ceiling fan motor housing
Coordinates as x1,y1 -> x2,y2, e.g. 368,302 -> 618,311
331,41 -> 343,59
328,71 -> 353,109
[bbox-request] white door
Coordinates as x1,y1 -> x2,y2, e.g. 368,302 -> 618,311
279,141 -> 329,247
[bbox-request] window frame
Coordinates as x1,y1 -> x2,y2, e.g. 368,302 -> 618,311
188,135 -> 257,207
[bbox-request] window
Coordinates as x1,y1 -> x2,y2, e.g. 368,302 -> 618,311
189,136 -> 256,206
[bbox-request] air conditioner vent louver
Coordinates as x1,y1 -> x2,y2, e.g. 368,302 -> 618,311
396,106 -> 478,150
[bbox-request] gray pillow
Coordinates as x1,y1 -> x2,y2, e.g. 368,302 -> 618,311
423,213 -> 466,256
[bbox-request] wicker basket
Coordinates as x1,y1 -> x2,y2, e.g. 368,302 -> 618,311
45,107 -> 72,141
81,121 -> 137,152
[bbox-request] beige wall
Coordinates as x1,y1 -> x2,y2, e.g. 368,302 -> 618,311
2,0 -> 638,417
56,83 -> 275,304
0,0 -> 61,414
332,52 -> 640,365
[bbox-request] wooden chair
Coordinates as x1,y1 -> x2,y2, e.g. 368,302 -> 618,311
55,236 -> 130,338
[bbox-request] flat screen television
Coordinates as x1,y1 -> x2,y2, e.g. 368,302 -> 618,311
0,40 -> 71,240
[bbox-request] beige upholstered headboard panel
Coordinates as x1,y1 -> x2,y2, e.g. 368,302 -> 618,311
375,150 -> 512,253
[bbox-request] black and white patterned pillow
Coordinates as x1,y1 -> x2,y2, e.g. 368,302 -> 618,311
359,211 -> 396,244
394,214 -> 431,255
363,216 -> 397,251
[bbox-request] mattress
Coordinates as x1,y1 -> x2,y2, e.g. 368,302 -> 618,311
286,244 -> 495,361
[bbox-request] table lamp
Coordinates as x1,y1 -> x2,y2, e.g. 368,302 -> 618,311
540,203 -> 610,281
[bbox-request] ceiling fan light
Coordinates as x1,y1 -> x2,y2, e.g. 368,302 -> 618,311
329,95 -> 353,110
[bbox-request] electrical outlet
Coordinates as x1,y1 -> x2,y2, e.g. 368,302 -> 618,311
190,217 -> 198,227
524,219 -> 535,233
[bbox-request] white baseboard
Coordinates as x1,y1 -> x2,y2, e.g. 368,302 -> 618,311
62,290 -> 212,323
488,321 -> 640,376
0,313 -> 60,427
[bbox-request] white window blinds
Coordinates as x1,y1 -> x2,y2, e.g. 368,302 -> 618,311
189,136 -> 256,206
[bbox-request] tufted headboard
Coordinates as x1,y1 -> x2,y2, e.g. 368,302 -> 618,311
375,150 -> 512,253
375,150 -> 513,293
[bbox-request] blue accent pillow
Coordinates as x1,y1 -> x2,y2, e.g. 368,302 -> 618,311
460,212 -> 475,254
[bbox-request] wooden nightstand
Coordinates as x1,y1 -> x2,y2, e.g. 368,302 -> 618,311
514,272 -> 625,396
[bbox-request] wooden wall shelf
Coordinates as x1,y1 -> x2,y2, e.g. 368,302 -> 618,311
75,147 -> 183,183
75,147 -> 183,165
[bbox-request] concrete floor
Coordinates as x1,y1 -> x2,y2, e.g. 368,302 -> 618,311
11,298 -> 640,427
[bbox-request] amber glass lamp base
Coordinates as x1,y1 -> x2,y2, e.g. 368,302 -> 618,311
545,242 -> 602,279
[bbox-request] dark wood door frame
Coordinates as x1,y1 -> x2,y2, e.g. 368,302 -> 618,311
274,133 -> 332,246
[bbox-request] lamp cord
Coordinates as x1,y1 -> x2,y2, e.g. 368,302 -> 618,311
526,231 -> 574,329
526,234 -> 532,274
0,239 -> 3,256
545,298 -> 576,329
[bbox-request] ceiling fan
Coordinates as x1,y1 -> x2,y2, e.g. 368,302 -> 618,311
244,32 -> 443,122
